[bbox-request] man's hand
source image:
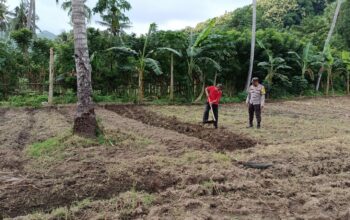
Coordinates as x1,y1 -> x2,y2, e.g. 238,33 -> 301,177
261,105 -> 265,111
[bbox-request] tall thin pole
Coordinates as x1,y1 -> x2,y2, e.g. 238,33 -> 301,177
316,0 -> 343,91
245,0 -> 257,91
48,47 -> 54,105
170,53 -> 174,101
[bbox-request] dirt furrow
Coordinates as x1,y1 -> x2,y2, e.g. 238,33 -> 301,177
97,108 -> 211,153
105,105 -> 257,151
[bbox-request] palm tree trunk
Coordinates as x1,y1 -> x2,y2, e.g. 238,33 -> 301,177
245,0 -> 257,91
347,72 -> 350,94
26,0 -> 34,31
214,72 -> 218,85
138,69 -> 144,103
170,54 -> 174,101
71,0 -> 97,138
32,0 -> 36,33
48,47 -> 54,105
326,68 -> 331,96
316,0 -> 343,91
194,74 -> 205,103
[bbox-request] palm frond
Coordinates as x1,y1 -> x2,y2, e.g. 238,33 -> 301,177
158,47 -> 182,57
90,51 -> 97,61
257,40 -> 266,50
288,51 -> 301,60
186,47 -> 203,57
197,57 -> 222,72
258,61 -> 269,67
192,19 -> 216,48
303,42 -> 312,61
106,46 -> 138,55
276,64 -> 292,70
144,58 -> 163,75
273,57 -> 286,64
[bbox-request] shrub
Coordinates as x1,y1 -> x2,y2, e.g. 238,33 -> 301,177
291,76 -> 308,95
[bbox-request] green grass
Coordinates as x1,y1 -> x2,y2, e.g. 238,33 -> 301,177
212,152 -> 231,164
27,136 -> 62,158
26,134 -> 97,158
2,93 -> 48,107
1,90 -> 348,108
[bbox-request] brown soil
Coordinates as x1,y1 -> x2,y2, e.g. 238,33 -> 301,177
105,105 -> 257,151
0,107 -> 181,218
1,99 -> 350,219
73,109 -> 98,138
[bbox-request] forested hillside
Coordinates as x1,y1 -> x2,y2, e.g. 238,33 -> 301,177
0,0 -> 349,105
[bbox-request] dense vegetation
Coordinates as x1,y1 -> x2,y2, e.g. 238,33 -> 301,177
0,0 -> 350,105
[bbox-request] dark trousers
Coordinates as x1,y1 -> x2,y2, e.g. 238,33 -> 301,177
249,104 -> 262,126
203,103 -> 219,128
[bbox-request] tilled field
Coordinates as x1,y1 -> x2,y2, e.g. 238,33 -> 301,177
104,105 -> 257,151
1,98 -> 350,219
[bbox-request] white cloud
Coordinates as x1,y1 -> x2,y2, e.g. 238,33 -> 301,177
7,0 -> 250,34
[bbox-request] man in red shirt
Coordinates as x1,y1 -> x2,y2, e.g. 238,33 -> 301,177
203,84 -> 223,129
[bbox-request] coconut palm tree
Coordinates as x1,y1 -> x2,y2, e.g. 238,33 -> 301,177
245,0 -> 257,91
11,0 -> 27,30
0,0 -> 10,33
316,0 -> 344,91
93,0 -> 131,36
26,0 -> 34,31
61,0 -> 92,22
56,0 -> 97,137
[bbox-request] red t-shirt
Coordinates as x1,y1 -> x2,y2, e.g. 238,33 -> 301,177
207,86 -> 222,105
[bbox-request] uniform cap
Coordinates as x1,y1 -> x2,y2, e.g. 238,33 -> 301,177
251,77 -> 259,83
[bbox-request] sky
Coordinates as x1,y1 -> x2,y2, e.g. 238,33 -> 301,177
7,0 -> 251,35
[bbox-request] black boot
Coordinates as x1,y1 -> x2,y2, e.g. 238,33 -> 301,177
257,123 -> 261,129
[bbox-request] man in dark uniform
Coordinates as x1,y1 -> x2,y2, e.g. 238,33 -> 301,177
246,78 -> 266,129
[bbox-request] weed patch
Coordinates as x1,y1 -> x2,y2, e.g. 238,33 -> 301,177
26,133 -> 98,158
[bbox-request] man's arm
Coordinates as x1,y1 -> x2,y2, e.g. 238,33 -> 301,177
261,86 -> 266,107
246,90 -> 250,105
205,87 -> 211,103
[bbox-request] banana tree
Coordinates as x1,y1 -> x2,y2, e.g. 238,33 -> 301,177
341,51 -> 350,94
288,42 -> 314,79
186,19 -> 222,102
316,0 -> 344,91
313,46 -> 334,95
158,47 -> 182,101
258,41 -> 292,85
107,23 -> 162,103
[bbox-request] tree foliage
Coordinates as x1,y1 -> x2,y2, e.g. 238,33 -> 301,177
1,0 -> 350,103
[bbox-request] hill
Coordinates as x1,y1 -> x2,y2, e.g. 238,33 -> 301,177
37,30 -> 57,40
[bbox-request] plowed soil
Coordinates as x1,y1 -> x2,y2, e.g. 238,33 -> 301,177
105,105 -> 257,151
1,98 -> 350,219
